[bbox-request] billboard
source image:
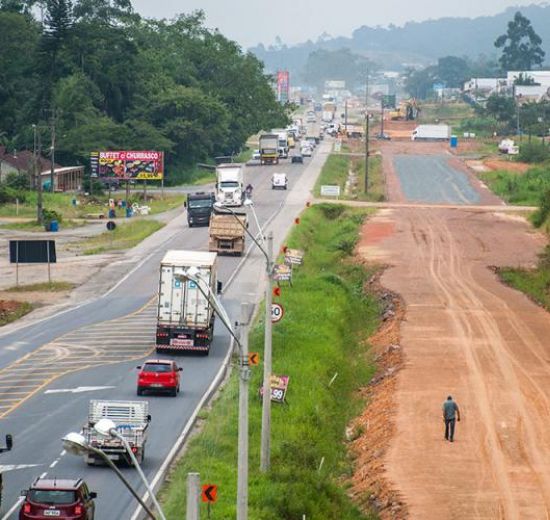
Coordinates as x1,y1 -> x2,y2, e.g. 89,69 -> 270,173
325,80 -> 346,90
90,151 -> 164,180
277,70 -> 289,104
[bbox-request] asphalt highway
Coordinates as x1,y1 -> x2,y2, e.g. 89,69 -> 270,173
0,133 -> 330,519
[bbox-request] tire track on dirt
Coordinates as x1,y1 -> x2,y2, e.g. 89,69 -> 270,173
423,209 -> 550,518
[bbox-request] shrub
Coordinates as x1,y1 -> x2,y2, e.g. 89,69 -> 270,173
518,142 -> 550,163
5,172 -> 30,190
42,208 -> 63,224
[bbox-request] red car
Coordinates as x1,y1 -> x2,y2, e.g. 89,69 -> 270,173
19,477 -> 96,520
137,359 -> 182,396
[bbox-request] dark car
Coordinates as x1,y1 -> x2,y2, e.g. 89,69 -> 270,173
291,155 -> 304,164
137,359 -> 182,396
19,478 -> 96,520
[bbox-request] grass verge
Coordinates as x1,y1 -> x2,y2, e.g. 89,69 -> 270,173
479,167 -> 550,207
314,153 -> 385,202
5,281 -> 75,292
77,220 -> 164,255
160,204 -> 380,520
498,245 -> 550,311
0,219 -> 85,231
0,301 -> 33,327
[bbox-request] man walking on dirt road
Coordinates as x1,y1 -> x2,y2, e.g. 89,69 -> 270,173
443,395 -> 461,442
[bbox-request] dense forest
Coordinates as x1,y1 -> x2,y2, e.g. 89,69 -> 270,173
251,4 -> 550,80
0,0 -> 289,183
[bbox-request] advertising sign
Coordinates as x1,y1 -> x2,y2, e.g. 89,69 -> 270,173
277,70 -> 290,104
260,375 -> 290,404
284,248 -> 304,266
273,263 -> 292,282
9,240 -> 56,264
320,185 -> 341,197
90,151 -> 164,180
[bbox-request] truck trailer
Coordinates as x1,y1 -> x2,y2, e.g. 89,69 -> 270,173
208,211 -> 247,256
411,124 -> 451,141
156,250 -> 219,354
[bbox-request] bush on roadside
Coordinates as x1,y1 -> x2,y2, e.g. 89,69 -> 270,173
518,141 -> 550,163
42,208 -> 63,225
532,188 -> 550,228
0,184 -> 26,204
5,172 -> 31,190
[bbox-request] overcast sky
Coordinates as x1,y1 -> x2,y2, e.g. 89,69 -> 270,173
131,0 -> 544,48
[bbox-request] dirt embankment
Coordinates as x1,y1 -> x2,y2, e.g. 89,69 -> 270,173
348,137 -> 550,519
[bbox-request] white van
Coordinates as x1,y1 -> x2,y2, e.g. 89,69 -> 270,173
271,173 -> 288,190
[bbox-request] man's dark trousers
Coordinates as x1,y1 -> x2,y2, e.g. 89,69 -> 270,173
445,419 -> 456,441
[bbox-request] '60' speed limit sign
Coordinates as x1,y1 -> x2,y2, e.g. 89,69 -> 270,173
271,303 -> 285,323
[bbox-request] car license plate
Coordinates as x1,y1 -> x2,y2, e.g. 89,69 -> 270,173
107,454 -> 120,460
44,511 -> 61,516
150,383 -> 163,387
171,338 -> 193,347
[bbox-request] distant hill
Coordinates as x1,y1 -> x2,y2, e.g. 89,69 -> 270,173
250,4 -> 550,80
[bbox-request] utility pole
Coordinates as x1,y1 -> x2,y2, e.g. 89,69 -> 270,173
344,100 -> 348,132
237,302 -> 250,520
260,231 -> 274,472
49,109 -> 56,192
33,124 -> 43,225
364,70 -> 370,194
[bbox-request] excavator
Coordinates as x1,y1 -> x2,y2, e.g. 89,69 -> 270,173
389,99 -> 420,121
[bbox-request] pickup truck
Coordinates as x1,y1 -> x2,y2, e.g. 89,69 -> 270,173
82,400 -> 150,466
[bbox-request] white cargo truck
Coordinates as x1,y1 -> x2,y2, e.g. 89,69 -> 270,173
411,124 -> 451,141
215,163 -> 244,207
82,400 -> 150,465
272,129 -> 289,158
156,250 -> 219,354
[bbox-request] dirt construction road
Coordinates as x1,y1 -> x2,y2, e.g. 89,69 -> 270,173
359,143 -> 550,519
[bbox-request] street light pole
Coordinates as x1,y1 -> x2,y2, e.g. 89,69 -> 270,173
175,270 -> 250,520
212,203 -> 274,472
260,231 -> 273,472
62,433 -> 156,520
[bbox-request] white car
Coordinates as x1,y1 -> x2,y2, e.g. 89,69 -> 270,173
271,173 -> 288,190
252,149 -> 261,160
301,146 -> 312,157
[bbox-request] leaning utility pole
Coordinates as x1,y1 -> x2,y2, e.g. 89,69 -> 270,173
364,70 -> 370,193
260,231 -> 274,472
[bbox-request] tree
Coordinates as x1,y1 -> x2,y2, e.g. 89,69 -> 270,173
404,66 -> 439,99
437,56 -> 470,88
495,12 -> 545,71
485,94 -> 516,124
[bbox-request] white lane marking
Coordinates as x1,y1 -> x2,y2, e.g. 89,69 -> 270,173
40,472 -> 47,478
49,460 -> 58,468
44,386 -> 116,395
1,496 -> 24,520
0,464 -> 40,472
129,337 -> 236,520
60,450 -> 66,456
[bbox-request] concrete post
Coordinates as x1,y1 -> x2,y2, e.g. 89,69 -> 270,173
260,232 -> 273,472
237,302 -> 250,520
186,472 -> 200,520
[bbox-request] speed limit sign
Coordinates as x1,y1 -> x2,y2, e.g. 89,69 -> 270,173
271,303 -> 284,323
